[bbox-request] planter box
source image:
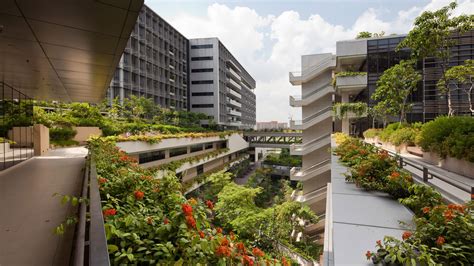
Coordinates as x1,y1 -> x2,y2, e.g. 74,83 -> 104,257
364,137 -> 378,145
72,127 -> 102,144
0,142 -> 11,154
380,141 -> 408,154
423,151 -> 474,179
406,146 -> 423,157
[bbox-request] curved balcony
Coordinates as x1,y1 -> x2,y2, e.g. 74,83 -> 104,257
290,133 -> 331,156
289,56 -> 336,86
290,159 -> 331,181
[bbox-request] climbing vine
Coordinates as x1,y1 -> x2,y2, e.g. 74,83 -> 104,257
333,102 -> 368,119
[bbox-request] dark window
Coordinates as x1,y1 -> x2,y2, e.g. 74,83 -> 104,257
192,104 -> 214,108
192,80 -> 213,84
218,141 -> 227,149
191,56 -> 213,61
204,143 -> 213,150
191,44 -> 213,49
191,68 -> 214,73
138,150 -> 165,164
192,92 -> 214,96
190,144 -> 203,153
197,164 -> 204,175
170,147 -> 188,157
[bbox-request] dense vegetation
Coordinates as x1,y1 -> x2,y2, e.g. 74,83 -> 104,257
363,116 -> 474,162
263,149 -> 302,167
90,138 -> 299,265
334,135 -> 473,264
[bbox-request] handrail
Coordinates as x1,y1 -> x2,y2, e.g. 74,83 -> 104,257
291,56 -> 334,77
298,159 -> 331,176
369,144 -> 473,201
302,106 -> 332,124
302,82 -> 332,99
297,133 -> 331,150
72,154 -> 110,266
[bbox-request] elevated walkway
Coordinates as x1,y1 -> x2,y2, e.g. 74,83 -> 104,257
243,131 -> 302,148
0,147 -> 87,265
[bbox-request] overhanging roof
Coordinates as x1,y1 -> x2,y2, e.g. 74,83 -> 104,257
0,0 -> 143,102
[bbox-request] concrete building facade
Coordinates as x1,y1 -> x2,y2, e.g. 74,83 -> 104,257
108,4 -> 189,110
188,38 -> 256,129
256,121 -> 288,130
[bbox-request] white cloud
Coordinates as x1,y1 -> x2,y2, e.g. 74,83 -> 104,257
165,0 -> 472,123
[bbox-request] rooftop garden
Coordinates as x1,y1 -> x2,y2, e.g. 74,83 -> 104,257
333,135 -> 473,264
84,136 -> 321,265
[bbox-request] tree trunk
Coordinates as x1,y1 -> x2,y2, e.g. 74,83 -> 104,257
468,86 -> 474,114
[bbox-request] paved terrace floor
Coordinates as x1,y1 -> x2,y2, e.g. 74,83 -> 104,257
0,147 -> 87,266
330,153 -> 414,266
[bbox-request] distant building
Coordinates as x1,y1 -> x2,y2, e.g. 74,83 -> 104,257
188,38 -> 256,129
256,121 -> 288,130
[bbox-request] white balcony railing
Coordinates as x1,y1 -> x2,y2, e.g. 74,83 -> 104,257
290,159 -> 331,181
227,109 -> 241,117
227,99 -> 242,108
290,133 -> 331,156
289,56 -> 336,85
227,67 -> 241,81
227,78 -> 242,90
227,87 -> 242,99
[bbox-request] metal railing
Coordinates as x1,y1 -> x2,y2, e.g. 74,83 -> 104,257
72,155 -> 110,266
370,144 -> 473,203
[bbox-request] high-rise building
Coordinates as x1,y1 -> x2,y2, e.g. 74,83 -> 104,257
256,121 -> 288,130
108,4 -> 190,110
188,38 -> 256,129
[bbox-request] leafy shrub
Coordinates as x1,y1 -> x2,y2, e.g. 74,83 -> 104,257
333,132 -> 350,145
399,184 -> 443,216
363,128 -> 381,139
417,116 -> 474,162
50,127 -> 76,141
378,123 -> 404,142
389,127 -> 418,146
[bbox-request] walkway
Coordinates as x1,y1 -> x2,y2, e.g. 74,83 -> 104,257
373,143 -> 473,203
328,153 -> 414,265
0,147 -> 87,266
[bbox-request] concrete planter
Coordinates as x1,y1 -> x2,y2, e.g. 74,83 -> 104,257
406,146 -> 423,157
380,141 -> 409,154
364,137 -> 378,145
72,127 -> 102,144
0,142 -> 11,154
423,151 -> 474,179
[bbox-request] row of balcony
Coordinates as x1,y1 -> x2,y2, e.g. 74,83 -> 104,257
227,87 -> 241,99
227,108 -> 242,117
289,55 -> 336,85
227,98 -> 242,108
290,133 -> 331,156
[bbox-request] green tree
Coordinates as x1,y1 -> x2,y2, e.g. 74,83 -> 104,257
438,59 -> 474,114
372,60 -> 421,124
397,2 -> 473,116
356,31 -> 372,39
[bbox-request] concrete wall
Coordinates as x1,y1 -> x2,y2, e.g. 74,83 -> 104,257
33,124 -> 49,156
73,127 -> 102,144
8,127 -> 33,147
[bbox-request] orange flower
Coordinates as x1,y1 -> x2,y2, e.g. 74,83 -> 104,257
134,190 -> 144,200
185,215 -> 196,228
146,217 -> 153,225
229,231 -> 235,240
188,198 -> 198,205
216,227 -> 223,234
391,171 -> 400,178
365,250 -> 372,259
376,240 -> 382,247
98,177 -> 107,184
252,247 -> 265,257
181,203 -> 193,216
215,245 -> 231,257
206,200 -> 214,210
282,257 -> 289,266
199,231 -> 205,238
103,208 -> 117,217
164,218 -> 169,224
242,254 -> 254,266
236,242 -> 246,254
422,207 -> 430,214
443,210 -> 454,221
220,238 -> 229,247
436,236 -> 445,246
402,231 -> 412,240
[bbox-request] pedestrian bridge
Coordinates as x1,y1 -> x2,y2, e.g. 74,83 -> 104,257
243,131 -> 302,148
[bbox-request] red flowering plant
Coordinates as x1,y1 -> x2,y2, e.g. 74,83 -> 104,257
367,201 -> 474,264
333,137 -> 375,167
89,138 -> 279,264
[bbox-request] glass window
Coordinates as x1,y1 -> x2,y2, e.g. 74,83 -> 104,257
197,164 -> 204,175
139,150 -> 165,164
204,143 -> 213,150
170,147 -> 188,157
190,144 -> 203,153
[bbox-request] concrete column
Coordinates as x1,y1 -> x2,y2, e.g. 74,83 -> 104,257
33,124 -> 49,156
340,92 -> 350,134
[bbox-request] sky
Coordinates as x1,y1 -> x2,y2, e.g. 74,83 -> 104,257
145,0 -> 473,123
